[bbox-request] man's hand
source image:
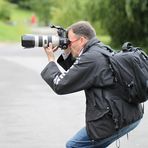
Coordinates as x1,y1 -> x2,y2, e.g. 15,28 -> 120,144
64,48 -> 71,55
62,48 -> 71,60
44,43 -> 58,62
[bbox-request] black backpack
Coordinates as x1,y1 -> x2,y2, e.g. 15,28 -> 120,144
98,42 -> 148,104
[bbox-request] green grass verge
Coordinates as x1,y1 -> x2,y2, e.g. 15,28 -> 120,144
0,21 -> 30,42
0,5 -> 32,42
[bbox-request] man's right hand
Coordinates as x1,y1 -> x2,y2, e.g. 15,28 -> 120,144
44,43 -> 58,62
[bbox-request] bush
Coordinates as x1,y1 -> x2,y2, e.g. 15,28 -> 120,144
0,1 -> 11,21
97,0 -> 148,47
85,0 -> 148,49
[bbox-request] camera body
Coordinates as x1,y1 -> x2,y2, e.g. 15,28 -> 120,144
21,25 -> 70,49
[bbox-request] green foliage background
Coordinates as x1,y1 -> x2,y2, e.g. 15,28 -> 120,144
1,0 -> 148,50
89,0 -> 148,47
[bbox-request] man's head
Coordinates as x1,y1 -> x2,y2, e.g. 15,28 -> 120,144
67,21 -> 96,57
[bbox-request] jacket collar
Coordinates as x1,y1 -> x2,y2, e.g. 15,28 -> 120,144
83,37 -> 100,53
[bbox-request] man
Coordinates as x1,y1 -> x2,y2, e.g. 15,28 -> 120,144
41,21 -> 143,148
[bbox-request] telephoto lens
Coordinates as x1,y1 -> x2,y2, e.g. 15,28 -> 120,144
21,34 -> 60,48
21,24 -> 70,49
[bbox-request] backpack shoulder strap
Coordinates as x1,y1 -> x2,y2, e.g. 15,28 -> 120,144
95,42 -> 114,57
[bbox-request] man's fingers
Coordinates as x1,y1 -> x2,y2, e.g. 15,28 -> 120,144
44,43 -> 59,55
48,43 -> 52,48
53,46 -> 58,52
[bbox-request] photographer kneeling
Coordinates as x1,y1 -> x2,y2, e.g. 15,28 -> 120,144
41,21 -> 143,148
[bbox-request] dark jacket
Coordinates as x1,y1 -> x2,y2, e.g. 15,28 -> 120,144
41,37 -> 143,140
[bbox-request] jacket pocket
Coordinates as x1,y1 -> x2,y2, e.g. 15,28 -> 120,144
86,108 -> 109,122
86,108 -> 116,140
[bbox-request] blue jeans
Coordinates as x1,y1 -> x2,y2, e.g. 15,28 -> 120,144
66,120 -> 140,148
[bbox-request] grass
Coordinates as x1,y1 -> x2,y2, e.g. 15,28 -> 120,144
0,21 -> 29,42
0,5 -> 32,42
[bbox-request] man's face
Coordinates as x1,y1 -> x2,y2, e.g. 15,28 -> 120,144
68,29 -> 87,58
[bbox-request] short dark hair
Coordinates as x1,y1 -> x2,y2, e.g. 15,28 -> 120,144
67,21 -> 96,40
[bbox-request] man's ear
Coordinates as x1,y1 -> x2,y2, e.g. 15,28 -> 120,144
81,37 -> 88,45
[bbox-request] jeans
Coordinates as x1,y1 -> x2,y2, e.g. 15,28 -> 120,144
66,120 -> 140,148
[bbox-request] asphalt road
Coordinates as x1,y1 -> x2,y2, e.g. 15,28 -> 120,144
0,43 -> 148,148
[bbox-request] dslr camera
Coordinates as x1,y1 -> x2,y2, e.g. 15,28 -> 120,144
21,25 -> 70,49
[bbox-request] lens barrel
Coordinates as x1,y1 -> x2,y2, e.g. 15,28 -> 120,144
21,34 -> 69,49
21,35 -> 36,48
21,34 -> 60,48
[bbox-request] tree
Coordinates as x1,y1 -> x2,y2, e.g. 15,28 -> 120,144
51,0 -> 87,27
0,0 -> 11,21
29,0 -> 54,26
85,0 -> 148,47
7,0 -> 54,25
6,0 -> 19,4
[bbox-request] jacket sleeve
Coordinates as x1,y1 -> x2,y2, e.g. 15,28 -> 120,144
41,54 -> 97,95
